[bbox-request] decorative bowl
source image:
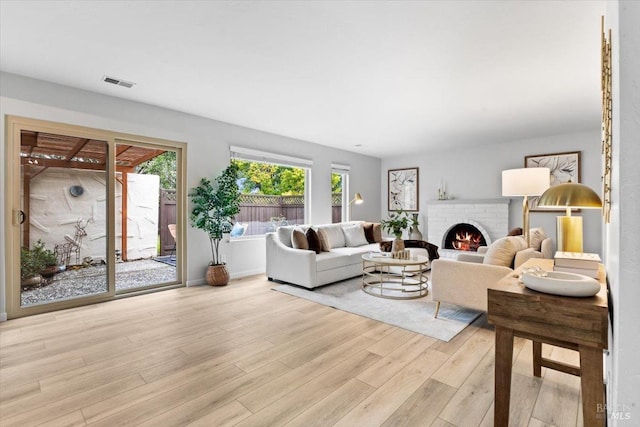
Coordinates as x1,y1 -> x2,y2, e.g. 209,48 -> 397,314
521,270 -> 601,297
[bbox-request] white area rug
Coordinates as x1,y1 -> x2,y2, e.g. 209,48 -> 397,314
272,277 -> 482,342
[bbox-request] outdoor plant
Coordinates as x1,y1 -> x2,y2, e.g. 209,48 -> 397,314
189,163 -> 241,266
381,209 -> 411,238
20,240 -> 58,279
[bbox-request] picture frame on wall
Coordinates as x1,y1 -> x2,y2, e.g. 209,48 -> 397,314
525,151 -> 581,211
388,167 -> 419,211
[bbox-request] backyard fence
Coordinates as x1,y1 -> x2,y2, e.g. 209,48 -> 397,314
159,192 -> 343,250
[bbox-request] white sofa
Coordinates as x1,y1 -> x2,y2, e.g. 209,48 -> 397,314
266,221 -> 382,288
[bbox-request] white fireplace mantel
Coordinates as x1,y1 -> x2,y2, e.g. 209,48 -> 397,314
427,198 -> 511,257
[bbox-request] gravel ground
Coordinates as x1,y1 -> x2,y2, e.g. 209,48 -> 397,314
21,259 -> 176,306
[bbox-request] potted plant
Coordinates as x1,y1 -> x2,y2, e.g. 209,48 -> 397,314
189,163 -> 241,286
20,240 -> 59,287
381,209 -> 411,252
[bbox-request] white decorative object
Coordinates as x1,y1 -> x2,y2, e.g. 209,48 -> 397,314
521,269 -> 600,297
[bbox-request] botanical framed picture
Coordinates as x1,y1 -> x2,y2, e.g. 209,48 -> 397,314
388,167 -> 419,211
525,151 -> 581,211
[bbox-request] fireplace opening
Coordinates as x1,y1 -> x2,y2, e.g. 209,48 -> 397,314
444,223 -> 487,251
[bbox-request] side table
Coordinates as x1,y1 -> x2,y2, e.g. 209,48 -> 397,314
488,258 -> 608,426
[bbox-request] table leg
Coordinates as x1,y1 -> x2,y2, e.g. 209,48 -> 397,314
495,326 -> 514,426
579,345 -> 605,427
533,341 -> 542,377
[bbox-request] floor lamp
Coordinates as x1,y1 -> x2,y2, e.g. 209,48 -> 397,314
348,192 -> 363,220
537,182 -> 602,253
502,168 -> 550,247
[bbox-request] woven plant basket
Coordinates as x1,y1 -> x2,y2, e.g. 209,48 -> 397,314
206,264 -> 229,286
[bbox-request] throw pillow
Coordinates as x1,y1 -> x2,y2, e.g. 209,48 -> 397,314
342,223 -> 369,247
372,223 -> 383,242
507,227 -> 523,237
306,228 -> 321,254
317,228 -> 331,251
277,227 -> 294,248
321,225 -> 346,248
529,228 -> 546,251
483,236 -> 527,267
230,223 -> 247,237
363,222 -> 376,243
291,227 -> 309,250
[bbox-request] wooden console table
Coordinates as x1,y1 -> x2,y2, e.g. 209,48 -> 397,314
488,258 -> 608,426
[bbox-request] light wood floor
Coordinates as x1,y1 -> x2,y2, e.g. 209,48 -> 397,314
0,275 -> 584,427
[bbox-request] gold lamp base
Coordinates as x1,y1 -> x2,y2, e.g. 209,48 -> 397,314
557,216 -> 583,253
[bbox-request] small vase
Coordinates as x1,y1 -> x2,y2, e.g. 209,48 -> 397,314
409,226 -> 423,241
409,213 -> 423,240
391,236 -> 405,253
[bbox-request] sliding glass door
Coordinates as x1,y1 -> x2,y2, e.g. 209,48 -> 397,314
5,116 -> 185,319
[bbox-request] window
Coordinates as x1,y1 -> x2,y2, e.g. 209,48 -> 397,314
331,164 -> 350,223
230,146 -> 311,237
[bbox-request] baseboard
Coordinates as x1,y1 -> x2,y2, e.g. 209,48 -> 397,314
0,312 -> 7,322
187,269 -> 265,287
230,268 -> 265,280
186,278 -> 207,287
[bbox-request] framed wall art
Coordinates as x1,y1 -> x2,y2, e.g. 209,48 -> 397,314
525,151 -> 581,211
388,167 -> 419,211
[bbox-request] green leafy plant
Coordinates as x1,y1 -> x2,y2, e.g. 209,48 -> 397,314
381,209 -> 411,238
20,240 -> 58,279
189,163 -> 241,266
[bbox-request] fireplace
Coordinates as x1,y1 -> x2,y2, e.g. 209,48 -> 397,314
426,199 -> 510,259
443,223 -> 487,251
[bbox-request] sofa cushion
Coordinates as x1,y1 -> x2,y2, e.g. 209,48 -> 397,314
291,227 -> 309,250
317,228 -> 331,251
277,227 -> 293,248
319,224 -> 346,248
342,223 -> 368,247
315,251 -> 353,271
483,236 -> 527,267
306,228 -> 321,254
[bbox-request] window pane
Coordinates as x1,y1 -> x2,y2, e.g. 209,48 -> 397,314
232,159 -> 306,236
332,172 -> 343,223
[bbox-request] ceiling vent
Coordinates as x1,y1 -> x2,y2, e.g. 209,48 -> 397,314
102,75 -> 135,88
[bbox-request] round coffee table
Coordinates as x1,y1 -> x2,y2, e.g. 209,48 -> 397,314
361,253 -> 429,299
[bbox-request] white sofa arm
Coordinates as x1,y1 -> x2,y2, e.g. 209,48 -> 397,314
431,259 -> 513,312
265,232 -> 317,288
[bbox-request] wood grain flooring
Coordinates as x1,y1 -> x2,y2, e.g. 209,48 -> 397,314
0,275 -> 583,426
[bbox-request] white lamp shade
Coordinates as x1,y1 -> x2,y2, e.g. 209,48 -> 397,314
502,168 -> 550,196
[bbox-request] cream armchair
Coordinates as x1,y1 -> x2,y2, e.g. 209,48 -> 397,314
430,234 -> 554,317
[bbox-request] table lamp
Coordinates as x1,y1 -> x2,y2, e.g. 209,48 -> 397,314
537,182 -> 602,252
502,168 -> 550,247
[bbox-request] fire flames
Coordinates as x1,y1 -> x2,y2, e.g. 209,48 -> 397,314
452,231 -> 483,251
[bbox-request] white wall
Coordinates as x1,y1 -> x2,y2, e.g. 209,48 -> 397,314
381,131 -> 603,254
605,1 -> 640,423
0,72 -> 381,317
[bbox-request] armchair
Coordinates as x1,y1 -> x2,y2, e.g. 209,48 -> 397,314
431,233 -> 554,317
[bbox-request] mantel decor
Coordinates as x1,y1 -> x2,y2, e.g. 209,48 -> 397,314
601,16 -> 612,223
525,151 -> 580,212
388,167 -> 419,211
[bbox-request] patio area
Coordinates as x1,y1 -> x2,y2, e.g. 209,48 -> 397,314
21,258 -> 177,306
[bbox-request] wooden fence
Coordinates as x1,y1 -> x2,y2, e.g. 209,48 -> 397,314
159,192 -> 343,249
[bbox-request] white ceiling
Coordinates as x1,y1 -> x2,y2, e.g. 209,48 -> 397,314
0,0 -> 604,158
